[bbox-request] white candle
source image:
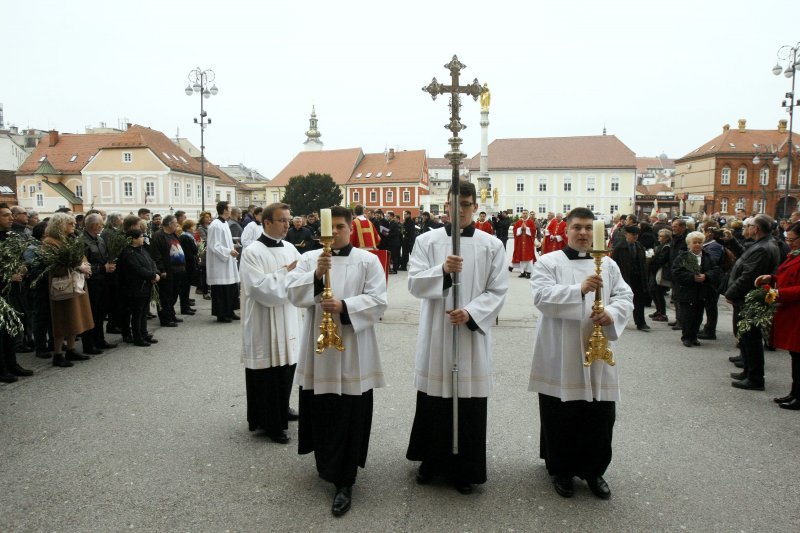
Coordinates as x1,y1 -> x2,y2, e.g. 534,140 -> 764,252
320,208 -> 332,237
593,219 -> 606,250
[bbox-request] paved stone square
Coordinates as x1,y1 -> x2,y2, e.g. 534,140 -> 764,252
2,251 -> 799,531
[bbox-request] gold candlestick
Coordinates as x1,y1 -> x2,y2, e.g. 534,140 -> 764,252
584,250 -> 615,367
315,236 -> 344,354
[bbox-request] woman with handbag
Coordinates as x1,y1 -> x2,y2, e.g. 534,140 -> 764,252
648,229 -> 672,322
196,211 -> 212,300
42,213 -> 93,367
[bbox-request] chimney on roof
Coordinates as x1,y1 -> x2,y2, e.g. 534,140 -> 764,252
9,125 -> 18,135
737,119 -> 746,133
126,123 -> 132,130
723,123 -> 730,133
48,130 -> 59,147
778,119 -> 788,133
388,148 -> 395,160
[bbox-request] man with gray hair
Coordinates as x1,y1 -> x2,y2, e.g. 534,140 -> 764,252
80,213 -> 119,355
725,214 -> 780,390
150,214 -> 187,326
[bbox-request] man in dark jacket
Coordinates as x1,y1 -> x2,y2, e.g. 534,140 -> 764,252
378,211 -> 401,274
612,225 -> 650,331
400,210 -> 417,271
494,211 -> 511,249
150,215 -> 187,327
667,218 -> 689,329
80,213 -> 118,355
725,214 -> 781,390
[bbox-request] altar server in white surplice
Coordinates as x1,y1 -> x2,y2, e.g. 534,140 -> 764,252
286,206 -> 387,517
406,182 -> 508,495
206,201 -> 241,322
240,203 -> 302,445
529,207 -> 633,501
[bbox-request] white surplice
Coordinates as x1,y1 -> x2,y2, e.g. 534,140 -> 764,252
286,247 -> 387,396
528,250 -> 633,402
240,221 -> 262,249
408,227 -> 508,398
206,218 -> 240,285
239,237 -> 302,369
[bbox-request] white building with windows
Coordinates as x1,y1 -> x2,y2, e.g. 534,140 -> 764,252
466,135 -> 637,217
16,125 -> 237,217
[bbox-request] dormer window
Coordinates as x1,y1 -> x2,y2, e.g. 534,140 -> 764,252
163,152 -> 172,160
386,171 -> 392,177
366,172 -> 372,178
376,172 -> 382,178
123,152 -> 133,163
38,156 -> 46,162
69,155 -> 78,162
356,173 -> 362,178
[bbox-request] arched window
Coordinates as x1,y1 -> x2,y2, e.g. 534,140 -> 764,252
760,167 -> 769,186
721,167 -> 731,185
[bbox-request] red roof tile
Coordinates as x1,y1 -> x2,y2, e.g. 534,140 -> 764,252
17,132 -> 119,175
347,150 -> 427,184
677,125 -> 800,162
467,135 -> 636,170
269,148 -> 364,186
636,156 -> 675,173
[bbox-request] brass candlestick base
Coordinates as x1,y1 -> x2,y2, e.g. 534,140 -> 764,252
584,250 -> 615,367
316,237 -> 344,354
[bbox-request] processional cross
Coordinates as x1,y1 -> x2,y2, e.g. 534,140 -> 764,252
422,55 -> 485,454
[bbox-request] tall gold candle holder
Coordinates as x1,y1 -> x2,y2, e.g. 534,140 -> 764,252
584,250 -> 615,367
315,236 -> 344,354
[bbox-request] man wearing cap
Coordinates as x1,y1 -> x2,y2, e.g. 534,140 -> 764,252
612,224 -> 650,331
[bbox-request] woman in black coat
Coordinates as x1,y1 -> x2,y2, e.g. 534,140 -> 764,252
648,228 -> 672,322
178,220 -> 199,314
671,231 -> 722,347
118,229 -> 159,347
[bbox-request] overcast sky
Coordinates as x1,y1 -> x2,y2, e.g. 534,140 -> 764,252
5,0 -> 799,178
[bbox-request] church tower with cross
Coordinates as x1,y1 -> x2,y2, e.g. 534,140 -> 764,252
303,105 -> 323,152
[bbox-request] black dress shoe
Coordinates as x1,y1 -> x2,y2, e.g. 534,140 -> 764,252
173,317 -> 184,323
66,350 -> 91,361
697,332 -> 716,340
331,486 -> 352,517
636,324 -> 651,331
671,324 -> 683,330
134,340 -> 151,347
217,317 -> 232,323
508,266 -> 514,272
731,378 -> 765,391
779,398 -> 800,410
9,364 -> 34,376
668,320 -> 677,327
188,298 -> 196,305
454,481 -> 473,495
147,313 -> 157,319
733,360 -> 745,368
774,394 -> 795,404
586,476 -> 611,500
730,371 -> 747,380
35,351 -> 53,359
230,314 -> 241,321
553,475 -> 575,498
160,322 -> 178,327
98,341 -> 118,349
692,340 -> 701,346
682,340 -> 693,347
287,407 -> 299,421
106,326 -> 122,334
122,336 -> 134,344
181,309 -> 196,315
146,337 -> 158,344
518,272 -> 528,278
729,356 -> 742,363
52,353 -> 73,367
0,372 -> 19,383
268,430 -> 290,444
82,348 -> 103,356
416,468 -> 432,485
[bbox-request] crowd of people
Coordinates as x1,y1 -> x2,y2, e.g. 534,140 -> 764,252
3,195 -> 799,518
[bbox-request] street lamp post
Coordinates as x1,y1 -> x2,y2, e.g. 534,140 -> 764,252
185,67 -> 219,213
772,43 -> 800,219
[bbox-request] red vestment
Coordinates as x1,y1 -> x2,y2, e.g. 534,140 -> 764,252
541,218 -> 567,254
512,218 -> 537,263
350,216 -> 381,249
475,220 -> 494,235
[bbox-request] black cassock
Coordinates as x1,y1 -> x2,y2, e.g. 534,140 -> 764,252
245,365 -> 295,435
406,391 -> 487,485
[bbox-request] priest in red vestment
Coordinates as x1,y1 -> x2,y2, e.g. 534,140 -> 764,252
475,211 -> 494,234
542,212 -> 567,254
511,209 -> 537,278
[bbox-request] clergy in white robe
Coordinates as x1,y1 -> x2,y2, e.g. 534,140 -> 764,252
206,201 -> 241,322
240,207 -> 264,249
240,203 -> 302,443
285,206 -> 387,516
528,207 -> 633,500
406,182 -> 508,494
